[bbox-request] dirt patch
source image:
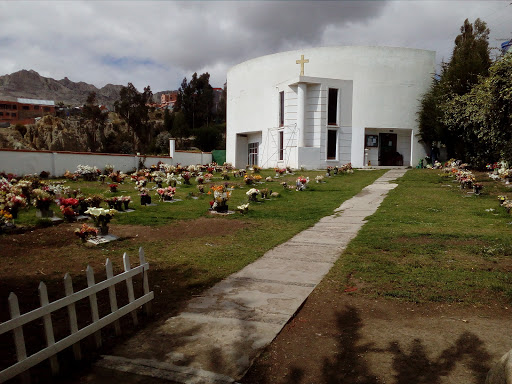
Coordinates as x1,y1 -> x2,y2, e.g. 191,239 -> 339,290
241,287 -> 511,384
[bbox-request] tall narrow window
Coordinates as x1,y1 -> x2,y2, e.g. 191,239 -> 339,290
327,129 -> 337,160
279,91 -> 284,127
279,130 -> 284,161
248,142 -> 259,166
328,88 -> 338,125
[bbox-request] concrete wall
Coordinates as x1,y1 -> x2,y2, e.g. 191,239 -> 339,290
0,149 -> 212,176
226,46 -> 434,168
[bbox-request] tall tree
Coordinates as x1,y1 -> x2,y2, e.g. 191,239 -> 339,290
418,18 -> 491,161
82,91 -> 108,152
114,83 -> 153,151
175,72 -> 214,130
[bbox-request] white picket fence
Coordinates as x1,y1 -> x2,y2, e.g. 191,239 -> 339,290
0,247 -> 154,382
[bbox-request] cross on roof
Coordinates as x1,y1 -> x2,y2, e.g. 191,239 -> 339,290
296,54 -> 309,76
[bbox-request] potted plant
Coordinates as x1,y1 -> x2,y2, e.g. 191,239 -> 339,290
85,207 -> 116,236
210,185 -> 230,213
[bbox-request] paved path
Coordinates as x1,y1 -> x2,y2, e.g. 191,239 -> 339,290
95,169 -> 407,383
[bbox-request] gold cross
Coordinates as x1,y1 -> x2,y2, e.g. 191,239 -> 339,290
296,54 -> 309,76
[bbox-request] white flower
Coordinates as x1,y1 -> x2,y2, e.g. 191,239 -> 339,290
246,188 -> 259,196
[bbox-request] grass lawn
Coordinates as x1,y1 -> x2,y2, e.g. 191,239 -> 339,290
329,168 -> 512,305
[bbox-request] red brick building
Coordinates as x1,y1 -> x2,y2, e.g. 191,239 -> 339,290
0,98 -> 56,125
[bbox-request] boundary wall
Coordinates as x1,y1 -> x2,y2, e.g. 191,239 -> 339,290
0,149 -> 212,177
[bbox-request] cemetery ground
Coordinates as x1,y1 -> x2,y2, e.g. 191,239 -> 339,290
1,168 -> 512,383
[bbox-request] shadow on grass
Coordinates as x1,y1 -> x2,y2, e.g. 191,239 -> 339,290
241,305 -> 492,384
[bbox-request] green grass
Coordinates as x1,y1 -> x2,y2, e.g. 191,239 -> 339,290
7,169 -> 386,308
329,169 -> 512,306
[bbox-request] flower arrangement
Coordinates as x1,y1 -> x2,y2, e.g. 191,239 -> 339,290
237,203 -> 249,214
139,188 -> 152,205
222,170 -> 230,180
157,186 -> 176,201
265,176 -> 273,182
315,175 -> 324,183
182,172 -> 191,185
260,188 -> 269,199
104,164 -> 114,175
498,195 -> 507,204
64,170 -> 78,181
85,194 -> 104,208
246,188 -> 260,201
120,195 -> 131,209
197,184 -> 205,194
296,176 -> 308,191
60,205 -> 77,221
0,209 -> 13,224
244,174 -> 255,185
32,188 -> 53,210
339,163 -> 353,174
195,175 -> 205,184
166,173 -> 181,187
274,168 -> 286,177
204,173 -> 213,181
76,164 -> 99,181
85,207 -> 116,235
109,183 -> 118,192
59,197 -> 79,207
74,223 -> 98,242
209,185 -> 231,212
252,165 -> 262,174
473,183 -> 483,195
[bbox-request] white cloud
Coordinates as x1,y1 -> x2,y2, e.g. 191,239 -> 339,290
0,1 -> 510,93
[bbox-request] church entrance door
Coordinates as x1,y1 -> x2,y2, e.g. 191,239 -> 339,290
379,133 -> 398,166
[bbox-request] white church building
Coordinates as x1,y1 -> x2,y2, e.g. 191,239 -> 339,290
225,46 -> 435,169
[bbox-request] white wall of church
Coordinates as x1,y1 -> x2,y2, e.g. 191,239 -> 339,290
227,46 -> 435,168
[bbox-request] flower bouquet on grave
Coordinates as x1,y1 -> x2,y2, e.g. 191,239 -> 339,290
105,196 -> 118,209
85,207 -> 116,235
74,223 -> 98,242
209,185 -> 231,212
7,193 -> 27,219
32,188 -> 53,211
16,179 -> 33,205
253,175 -> 262,183
246,188 -> 260,202
265,176 -> 273,182
195,175 -> 205,185
197,184 -> 205,194
157,186 -> 176,201
315,175 -> 324,183
260,188 -> 269,199
139,188 -> 152,205
0,209 -> 13,225
60,205 -> 77,222
222,170 -> 230,180
204,173 -> 213,182
85,194 -> 104,208
340,163 -> 353,174
498,195 -> 507,205
296,176 -> 308,191
244,174 -> 254,185
237,203 -> 249,214
109,183 -> 118,193
154,176 -> 164,188
252,165 -> 262,174
274,168 -> 286,178
121,195 -> 132,210
182,172 -> 192,185
473,183 -> 483,195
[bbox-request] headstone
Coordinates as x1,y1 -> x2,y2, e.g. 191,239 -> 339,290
87,234 -> 119,245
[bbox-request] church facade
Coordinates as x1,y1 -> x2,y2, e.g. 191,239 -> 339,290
225,46 -> 435,169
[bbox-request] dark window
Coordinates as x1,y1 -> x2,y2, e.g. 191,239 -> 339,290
34,105 -> 40,110
279,130 -> 284,161
328,88 -> 338,125
12,104 -> 17,110
279,91 -> 284,127
12,113 -> 16,117
22,105 -> 29,110
43,107 -> 50,112
0,112 -> 3,116
327,129 -> 337,160
5,112 -> 9,116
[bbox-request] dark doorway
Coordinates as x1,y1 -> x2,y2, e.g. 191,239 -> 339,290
379,133 -> 400,166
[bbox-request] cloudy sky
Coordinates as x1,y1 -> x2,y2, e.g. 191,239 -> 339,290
0,1 -> 510,92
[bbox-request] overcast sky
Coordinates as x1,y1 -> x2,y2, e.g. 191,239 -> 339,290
0,1 -> 510,92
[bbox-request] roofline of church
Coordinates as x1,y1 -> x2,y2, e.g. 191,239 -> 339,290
228,45 -> 436,74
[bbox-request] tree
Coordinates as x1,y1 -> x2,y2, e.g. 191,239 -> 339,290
175,72 -> 214,130
418,18 -> 491,161
114,83 -> 153,151
82,91 -> 108,152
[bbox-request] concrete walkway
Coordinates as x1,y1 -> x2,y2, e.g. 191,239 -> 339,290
95,169 -> 407,383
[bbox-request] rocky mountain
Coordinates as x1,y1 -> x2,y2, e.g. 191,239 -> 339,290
0,69 -> 124,107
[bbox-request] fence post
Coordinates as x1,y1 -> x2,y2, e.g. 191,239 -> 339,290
123,253 -> 138,326
105,259 -> 121,336
139,247 -> 152,316
63,273 -> 81,360
86,266 -> 102,348
38,282 -> 59,375
8,293 -> 30,383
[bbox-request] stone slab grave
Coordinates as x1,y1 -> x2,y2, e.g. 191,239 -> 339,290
118,209 -> 135,213
96,169 -> 408,383
162,199 -> 182,203
87,234 -> 119,245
